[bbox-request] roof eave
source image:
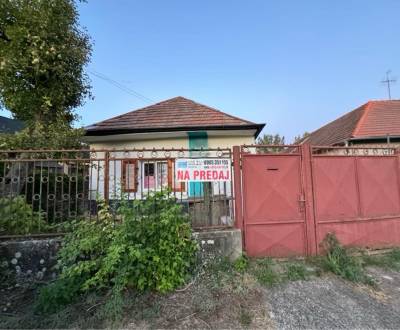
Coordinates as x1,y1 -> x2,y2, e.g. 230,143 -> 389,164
85,124 -> 266,137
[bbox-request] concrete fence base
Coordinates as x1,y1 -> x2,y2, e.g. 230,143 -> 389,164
193,228 -> 242,261
1,228 -> 242,285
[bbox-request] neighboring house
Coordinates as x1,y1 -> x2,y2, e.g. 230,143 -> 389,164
84,97 -> 265,218
0,115 -> 23,133
303,100 -> 400,153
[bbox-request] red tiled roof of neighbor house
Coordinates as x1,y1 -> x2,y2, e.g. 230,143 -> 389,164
303,100 -> 400,145
85,96 -> 265,136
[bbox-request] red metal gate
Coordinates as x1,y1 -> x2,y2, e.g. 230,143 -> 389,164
233,144 -> 400,257
311,147 -> 400,251
233,145 -> 316,257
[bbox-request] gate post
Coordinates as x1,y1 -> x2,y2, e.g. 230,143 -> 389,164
232,146 -> 243,231
395,148 -> 400,211
301,144 -> 318,256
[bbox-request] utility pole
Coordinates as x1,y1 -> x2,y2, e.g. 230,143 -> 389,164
381,70 -> 396,100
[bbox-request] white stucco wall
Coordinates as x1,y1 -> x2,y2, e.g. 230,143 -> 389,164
88,134 -> 254,150
86,133 -> 253,201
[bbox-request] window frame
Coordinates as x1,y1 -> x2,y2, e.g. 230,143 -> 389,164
142,160 -> 168,191
122,158 -> 186,193
121,159 -> 138,193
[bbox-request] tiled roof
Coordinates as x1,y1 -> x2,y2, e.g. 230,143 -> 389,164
0,116 -> 24,133
85,96 -> 265,136
304,100 -> 400,145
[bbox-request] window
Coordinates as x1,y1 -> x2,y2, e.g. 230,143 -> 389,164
143,161 -> 168,190
122,159 -> 185,193
122,159 -> 137,192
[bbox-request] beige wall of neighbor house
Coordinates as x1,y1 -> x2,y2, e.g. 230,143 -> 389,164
314,142 -> 400,155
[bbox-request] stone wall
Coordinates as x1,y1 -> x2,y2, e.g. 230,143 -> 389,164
1,238 -> 62,283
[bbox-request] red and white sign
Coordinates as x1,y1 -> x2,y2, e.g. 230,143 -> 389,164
175,158 -> 231,182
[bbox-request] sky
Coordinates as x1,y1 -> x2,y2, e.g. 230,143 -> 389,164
72,0 -> 400,142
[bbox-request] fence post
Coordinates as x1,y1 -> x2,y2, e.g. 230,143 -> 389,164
232,146 -> 243,231
396,148 -> 400,211
104,151 -> 110,204
301,144 -> 318,256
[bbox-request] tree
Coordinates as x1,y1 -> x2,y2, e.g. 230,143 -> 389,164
256,134 -> 286,145
255,133 -> 286,153
293,132 -> 310,144
0,0 -> 91,128
0,121 -> 85,150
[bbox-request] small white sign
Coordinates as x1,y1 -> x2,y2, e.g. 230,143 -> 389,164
175,158 -> 231,182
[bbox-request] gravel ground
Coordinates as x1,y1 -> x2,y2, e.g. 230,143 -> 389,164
366,266 -> 400,313
265,273 -> 400,329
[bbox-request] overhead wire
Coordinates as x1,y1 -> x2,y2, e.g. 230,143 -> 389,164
88,69 -> 154,103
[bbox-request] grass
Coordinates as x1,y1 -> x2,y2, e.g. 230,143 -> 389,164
362,248 -> 400,271
245,233 -> 396,289
247,257 -> 315,288
312,233 -> 375,286
284,262 -> 309,281
5,239 -> 400,329
239,308 -> 252,327
249,258 -> 281,287
0,256 -> 271,329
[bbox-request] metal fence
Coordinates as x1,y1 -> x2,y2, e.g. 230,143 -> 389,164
0,148 -> 234,237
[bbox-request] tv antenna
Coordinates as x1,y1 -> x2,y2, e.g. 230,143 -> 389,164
381,70 -> 396,100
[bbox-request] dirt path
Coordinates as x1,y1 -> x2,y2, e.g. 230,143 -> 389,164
265,273 -> 400,329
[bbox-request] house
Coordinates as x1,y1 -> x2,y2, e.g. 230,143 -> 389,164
303,100 -> 400,154
84,96 -> 265,226
0,115 -> 23,133
85,96 -> 264,149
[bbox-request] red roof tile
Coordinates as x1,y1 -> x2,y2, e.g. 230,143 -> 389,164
85,96 -> 264,136
304,100 -> 400,145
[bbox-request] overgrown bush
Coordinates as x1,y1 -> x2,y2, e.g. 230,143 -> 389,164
37,191 -> 198,313
320,233 -> 374,285
0,196 -> 48,235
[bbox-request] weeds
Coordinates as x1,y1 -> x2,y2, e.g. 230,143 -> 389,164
285,262 -> 309,281
363,248 -> 400,271
182,256 -> 266,328
250,258 -> 281,287
239,308 -> 252,327
234,254 -> 249,273
249,258 -> 312,285
319,233 -> 375,286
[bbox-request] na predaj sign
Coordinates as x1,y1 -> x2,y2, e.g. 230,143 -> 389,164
175,158 -> 231,182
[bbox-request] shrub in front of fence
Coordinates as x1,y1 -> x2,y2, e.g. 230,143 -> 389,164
0,196 -> 49,235
36,191 -> 198,313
